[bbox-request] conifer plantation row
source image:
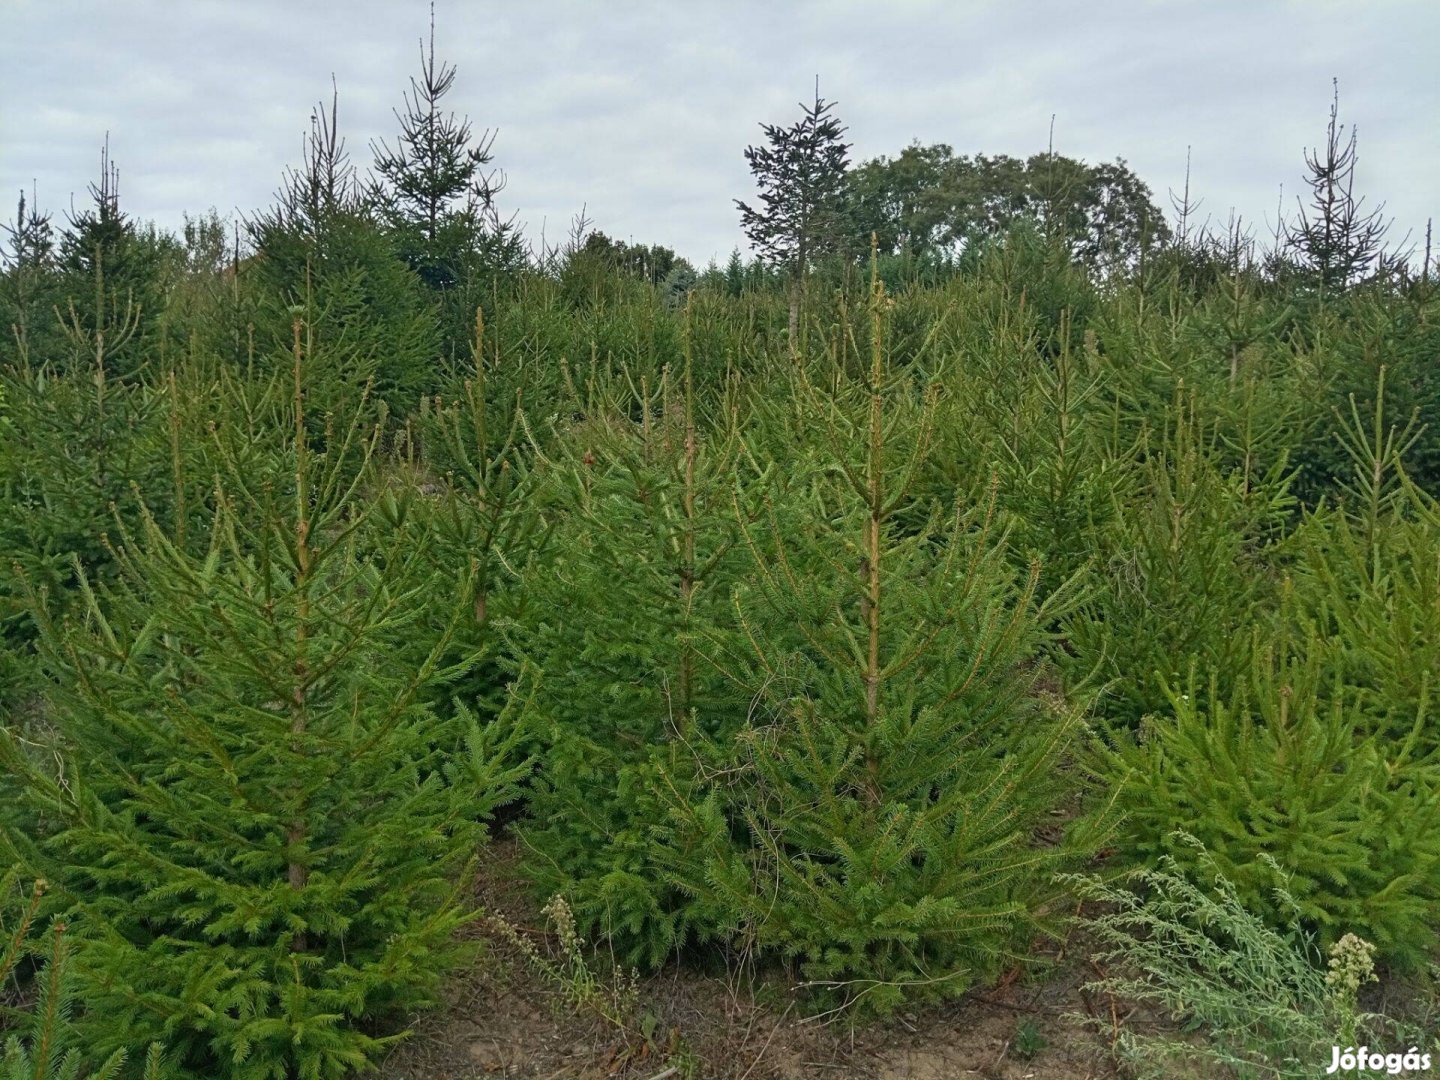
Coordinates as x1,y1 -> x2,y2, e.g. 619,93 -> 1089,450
2,32 -> 1438,1080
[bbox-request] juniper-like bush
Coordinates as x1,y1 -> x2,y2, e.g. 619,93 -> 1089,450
1070,836 -> 1394,1080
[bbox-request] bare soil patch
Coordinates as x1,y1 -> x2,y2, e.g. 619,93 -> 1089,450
381,838 -> 1128,1080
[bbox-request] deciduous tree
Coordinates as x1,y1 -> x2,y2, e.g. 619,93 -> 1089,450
848,143 -> 1168,273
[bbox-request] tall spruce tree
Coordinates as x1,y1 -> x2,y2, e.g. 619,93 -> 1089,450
1284,82 -> 1391,300
370,7 -> 522,362
248,87 -> 439,415
55,141 -> 172,379
1,323 -> 528,1076
737,82 -> 851,351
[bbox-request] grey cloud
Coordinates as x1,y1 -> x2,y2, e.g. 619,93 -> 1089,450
2,0 -> 1435,266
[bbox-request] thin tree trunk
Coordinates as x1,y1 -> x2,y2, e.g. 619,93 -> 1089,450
288,314 -> 311,953
677,318 -> 697,729
863,267 -> 884,803
788,274 -> 801,357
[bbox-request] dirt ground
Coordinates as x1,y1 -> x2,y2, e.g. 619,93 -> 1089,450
381,840 -> 1136,1080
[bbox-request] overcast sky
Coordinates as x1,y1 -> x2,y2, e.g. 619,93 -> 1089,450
2,0 -> 1436,267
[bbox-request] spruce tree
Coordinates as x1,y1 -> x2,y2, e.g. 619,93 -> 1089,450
1288,382 -> 1440,755
370,8 -> 523,363
0,187 -> 61,367
0,337 -> 173,723
248,88 -> 439,416
662,264 -> 1086,1015
402,306 -> 539,723
1284,82 -> 1391,300
55,141 -> 172,379
1101,646 -> 1440,966
505,336 -> 760,966
737,83 -> 852,351
1,322 -> 528,1076
1060,389 -> 1293,727
723,248 -> 746,297
970,313 -> 1119,598
1225,274 -> 1292,385
0,872 -> 166,1080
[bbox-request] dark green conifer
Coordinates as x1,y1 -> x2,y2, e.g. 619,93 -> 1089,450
247,89 -> 439,415
0,187 -> 61,366
370,8 -> 524,364
54,141 -> 174,379
737,83 -> 852,349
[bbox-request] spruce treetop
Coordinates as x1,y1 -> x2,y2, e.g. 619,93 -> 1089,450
736,82 -> 852,276
1284,81 -> 1393,296
369,4 -> 511,291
